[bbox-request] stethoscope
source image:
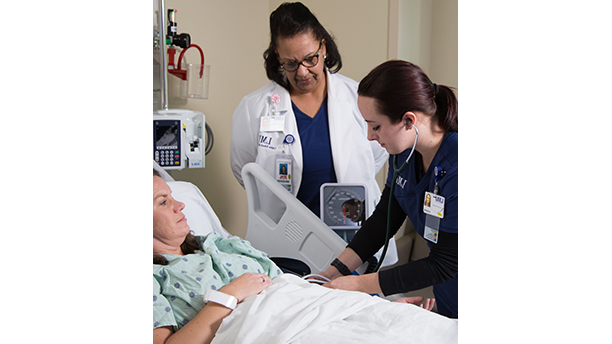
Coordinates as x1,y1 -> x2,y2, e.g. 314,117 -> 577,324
373,120 -> 419,271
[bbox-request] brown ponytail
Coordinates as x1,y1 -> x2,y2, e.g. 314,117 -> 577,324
358,60 -> 457,133
434,84 -> 458,132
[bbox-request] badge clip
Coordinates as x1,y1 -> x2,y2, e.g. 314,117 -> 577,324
283,134 -> 295,145
433,165 -> 446,195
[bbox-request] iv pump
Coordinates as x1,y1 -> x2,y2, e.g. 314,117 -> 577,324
154,109 -> 205,170
154,4 -> 212,170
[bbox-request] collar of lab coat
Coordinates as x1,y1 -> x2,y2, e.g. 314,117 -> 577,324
269,69 -> 357,189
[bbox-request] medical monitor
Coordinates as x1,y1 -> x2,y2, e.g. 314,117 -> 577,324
320,183 -> 368,243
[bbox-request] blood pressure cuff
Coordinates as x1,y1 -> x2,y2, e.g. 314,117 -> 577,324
271,257 -> 311,277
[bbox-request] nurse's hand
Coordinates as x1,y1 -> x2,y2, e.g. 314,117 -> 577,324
393,296 -> 436,311
322,273 -> 382,295
317,267 -> 343,282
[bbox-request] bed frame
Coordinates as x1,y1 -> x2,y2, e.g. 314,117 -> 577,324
242,163 -> 347,273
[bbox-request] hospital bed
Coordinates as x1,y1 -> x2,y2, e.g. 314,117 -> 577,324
153,160 -> 458,343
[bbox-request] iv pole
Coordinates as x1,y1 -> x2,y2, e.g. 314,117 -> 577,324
153,0 -> 214,157
156,0 -> 169,110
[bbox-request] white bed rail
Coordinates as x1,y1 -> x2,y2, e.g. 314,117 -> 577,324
242,163 -> 346,273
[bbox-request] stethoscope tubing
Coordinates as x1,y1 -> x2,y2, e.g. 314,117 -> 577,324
374,125 -> 419,272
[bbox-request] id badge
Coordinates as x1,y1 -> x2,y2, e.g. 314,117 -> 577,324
423,191 -> 445,219
424,215 -> 440,244
260,115 -> 285,132
275,155 -> 293,192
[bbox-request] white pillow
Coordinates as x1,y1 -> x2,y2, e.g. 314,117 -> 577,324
153,160 -> 174,182
167,181 -> 232,239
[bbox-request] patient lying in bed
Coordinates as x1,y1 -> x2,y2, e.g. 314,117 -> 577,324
153,170 -> 457,344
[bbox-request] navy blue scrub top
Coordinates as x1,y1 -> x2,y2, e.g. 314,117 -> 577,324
293,97 -> 337,217
386,131 -> 458,318
386,131 -> 458,236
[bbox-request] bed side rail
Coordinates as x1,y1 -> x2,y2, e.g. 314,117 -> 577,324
242,163 -> 346,273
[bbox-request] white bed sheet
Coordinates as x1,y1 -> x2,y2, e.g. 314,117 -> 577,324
212,274 -> 458,344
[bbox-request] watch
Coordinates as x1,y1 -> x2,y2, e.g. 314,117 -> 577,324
331,258 -> 353,276
203,289 -> 238,310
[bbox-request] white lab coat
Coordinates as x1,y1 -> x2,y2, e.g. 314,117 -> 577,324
231,70 -> 398,266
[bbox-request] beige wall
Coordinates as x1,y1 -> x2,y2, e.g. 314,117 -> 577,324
162,0 -> 271,238
157,0 -> 457,238
396,0 -> 458,88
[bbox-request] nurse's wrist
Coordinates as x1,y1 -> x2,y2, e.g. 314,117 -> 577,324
331,258 -> 353,276
323,265 -> 343,280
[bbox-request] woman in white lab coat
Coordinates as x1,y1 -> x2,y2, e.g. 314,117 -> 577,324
230,2 -> 396,266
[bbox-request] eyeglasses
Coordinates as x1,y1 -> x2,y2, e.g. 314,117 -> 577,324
279,42 -> 322,72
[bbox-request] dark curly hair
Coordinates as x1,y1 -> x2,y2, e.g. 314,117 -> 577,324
263,2 -> 342,90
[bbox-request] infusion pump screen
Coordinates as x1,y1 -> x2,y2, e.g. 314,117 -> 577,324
154,120 -> 182,167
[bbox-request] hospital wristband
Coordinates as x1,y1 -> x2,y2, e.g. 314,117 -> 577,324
203,289 -> 238,310
331,258 -> 352,276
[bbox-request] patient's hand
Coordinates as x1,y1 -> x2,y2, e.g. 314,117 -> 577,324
393,296 -> 435,311
220,273 -> 272,303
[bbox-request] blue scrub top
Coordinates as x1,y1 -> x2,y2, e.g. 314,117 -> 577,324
293,97 -> 337,217
385,132 -> 458,236
386,131 -> 458,318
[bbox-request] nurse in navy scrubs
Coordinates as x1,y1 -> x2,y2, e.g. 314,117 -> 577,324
320,60 -> 459,318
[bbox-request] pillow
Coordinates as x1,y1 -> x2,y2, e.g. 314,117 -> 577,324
153,160 -> 174,182
168,181 -> 232,239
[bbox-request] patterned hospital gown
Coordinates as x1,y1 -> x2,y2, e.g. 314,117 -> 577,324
153,233 -> 282,330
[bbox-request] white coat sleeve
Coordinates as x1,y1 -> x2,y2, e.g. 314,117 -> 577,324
230,97 -> 258,187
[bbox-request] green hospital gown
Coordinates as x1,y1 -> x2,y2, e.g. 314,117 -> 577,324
153,233 -> 282,330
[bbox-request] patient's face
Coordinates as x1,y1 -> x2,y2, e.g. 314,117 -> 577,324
153,176 -> 190,250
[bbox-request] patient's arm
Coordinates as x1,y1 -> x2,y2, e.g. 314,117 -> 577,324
153,327 -> 173,344
153,273 -> 272,344
153,302 -> 233,344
